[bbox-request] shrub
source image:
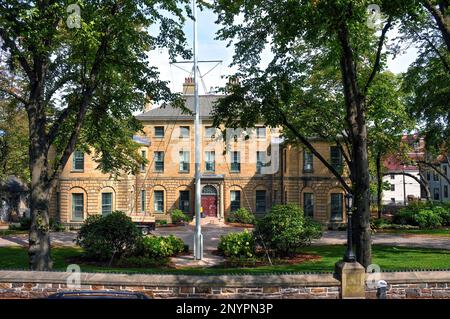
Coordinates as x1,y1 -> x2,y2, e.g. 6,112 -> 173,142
393,203 -> 447,229
49,218 -> 65,232
170,209 -> 189,224
255,204 -> 322,257
218,229 -> 255,258
136,235 -> 186,259
76,211 -> 141,263
227,208 -> 256,225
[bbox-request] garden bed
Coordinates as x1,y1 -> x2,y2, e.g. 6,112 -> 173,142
224,222 -> 254,228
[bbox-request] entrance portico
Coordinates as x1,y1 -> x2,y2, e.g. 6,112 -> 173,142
200,174 -> 224,220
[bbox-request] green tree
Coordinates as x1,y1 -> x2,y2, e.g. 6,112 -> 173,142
401,0 -> 450,184
212,0 -> 416,267
0,0 -> 191,270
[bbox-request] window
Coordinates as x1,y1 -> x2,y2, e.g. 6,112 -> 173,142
154,126 -> 164,138
154,190 -> 164,212
72,151 -> 84,171
427,171 -> 431,181
205,151 -> 215,172
433,172 -> 439,181
230,190 -> 241,212
444,185 -> 448,198
101,193 -> 113,216
256,151 -> 266,174
391,198 -> 396,203
230,151 -> 241,172
433,188 -> 440,201
179,126 -> 190,138
256,127 -> 266,139
330,193 -> 343,221
444,165 -> 448,176
140,190 -> 146,212
255,190 -> 266,213
205,126 -> 216,138
390,184 -> 395,191
390,174 -> 395,180
140,150 -> 147,172
303,150 -> 313,173
154,151 -> 164,172
72,193 -> 84,221
179,191 -> 190,213
179,151 -> 190,172
303,193 -> 314,218
330,146 -> 343,173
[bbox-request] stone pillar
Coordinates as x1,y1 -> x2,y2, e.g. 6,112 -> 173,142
219,183 -> 224,220
335,260 -> 366,299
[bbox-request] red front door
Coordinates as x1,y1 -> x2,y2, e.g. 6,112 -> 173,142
201,195 -> 217,217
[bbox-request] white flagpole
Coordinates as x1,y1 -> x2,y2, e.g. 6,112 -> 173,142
193,0 -> 203,260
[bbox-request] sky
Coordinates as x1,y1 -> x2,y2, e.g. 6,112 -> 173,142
147,8 -> 419,95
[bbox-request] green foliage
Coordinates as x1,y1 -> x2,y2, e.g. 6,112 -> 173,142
217,229 -> 255,258
8,216 -> 31,231
255,204 -> 322,257
226,208 -> 256,225
393,202 -> 450,228
135,235 -> 186,259
170,209 -> 189,224
49,218 -> 65,232
76,211 -> 141,262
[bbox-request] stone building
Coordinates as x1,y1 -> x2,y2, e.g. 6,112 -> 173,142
49,79 -> 349,227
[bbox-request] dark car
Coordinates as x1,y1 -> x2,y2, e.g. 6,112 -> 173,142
48,290 -> 150,299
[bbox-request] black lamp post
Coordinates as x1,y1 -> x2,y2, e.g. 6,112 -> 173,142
344,193 -> 356,262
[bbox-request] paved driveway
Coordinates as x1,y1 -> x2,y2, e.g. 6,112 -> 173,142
1,227 -> 449,250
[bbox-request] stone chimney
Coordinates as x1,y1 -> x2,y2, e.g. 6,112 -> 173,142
182,77 -> 195,95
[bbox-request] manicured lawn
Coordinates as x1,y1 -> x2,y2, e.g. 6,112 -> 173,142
378,228 -> 450,237
0,245 -> 449,274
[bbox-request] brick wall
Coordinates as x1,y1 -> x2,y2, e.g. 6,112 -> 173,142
0,270 -> 449,299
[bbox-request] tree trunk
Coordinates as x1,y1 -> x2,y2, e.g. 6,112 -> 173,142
423,0 -> 450,52
338,23 -> 372,268
376,151 -> 383,219
27,98 -> 53,270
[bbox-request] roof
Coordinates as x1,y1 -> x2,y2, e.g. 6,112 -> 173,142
384,155 -> 419,172
136,95 -> 221,121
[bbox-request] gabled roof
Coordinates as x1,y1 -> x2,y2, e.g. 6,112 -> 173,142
136,95 -> 221,121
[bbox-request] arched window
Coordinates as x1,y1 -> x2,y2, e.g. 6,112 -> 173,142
202,185 -> 217,195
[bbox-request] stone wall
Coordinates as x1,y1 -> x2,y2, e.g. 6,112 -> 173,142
0,270 -> 449,299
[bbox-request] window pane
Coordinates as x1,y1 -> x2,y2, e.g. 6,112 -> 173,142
72,193 -> 84,220
256,127 -> 266,138
154,152 -> 164,172
330,146 -> 343,173
154,191 -> 164,212
155,126 -> 164,137
230,191 -> 241,212
230,151 -> 240,172
141,150 -> 146,172
256,151 -> 266,174
179,151 -> 189,172
303,193 -> 314,218
255,190 -> 266,213
179,191 -> 190,213
73,151 -> 84,171
205,151 -> 215,172
141,190 -> 146,212
303,151 -> 313,172
205,127 -> 216,138
101,193 -> 112,216
180,126 -> 189,138
330,193 -> 343,221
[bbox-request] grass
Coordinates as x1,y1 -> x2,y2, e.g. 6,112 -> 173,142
0,245 -> 449,275
378,228 -> 450,237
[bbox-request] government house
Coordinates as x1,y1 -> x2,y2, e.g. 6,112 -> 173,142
49,78 -> 349,228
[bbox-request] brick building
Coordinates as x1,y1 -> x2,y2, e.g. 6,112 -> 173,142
49,79 -> 349,227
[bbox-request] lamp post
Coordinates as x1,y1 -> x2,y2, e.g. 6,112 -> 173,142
344,193 -> 356,262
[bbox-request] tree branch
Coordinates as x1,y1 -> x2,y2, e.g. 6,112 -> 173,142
382,171 -> 430,200
279,111 -> 352,193
0,86 -> 28,105
363,16 -> 393,94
